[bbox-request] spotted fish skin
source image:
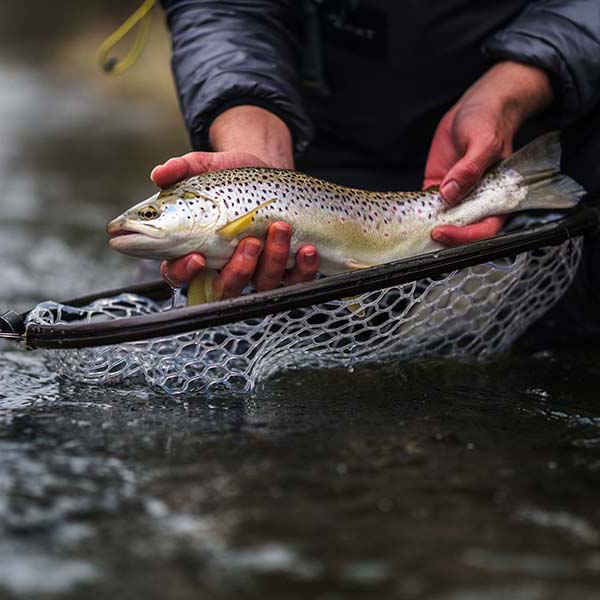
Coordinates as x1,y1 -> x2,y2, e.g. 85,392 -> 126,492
108,133 -> 584,275
171,167 -> 531,273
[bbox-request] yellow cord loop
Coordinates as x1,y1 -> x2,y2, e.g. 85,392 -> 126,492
97,0 -> 157,75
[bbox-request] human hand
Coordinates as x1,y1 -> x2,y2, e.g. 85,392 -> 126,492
154,107 -> 319,298
424,61 -> 553,246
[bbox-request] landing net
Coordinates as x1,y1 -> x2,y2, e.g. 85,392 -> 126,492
26,236 -> 582,394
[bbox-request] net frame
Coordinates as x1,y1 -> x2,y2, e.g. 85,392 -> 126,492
23,237 -> 584,394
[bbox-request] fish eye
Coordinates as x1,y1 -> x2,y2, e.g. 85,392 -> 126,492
138,205 -> 159,220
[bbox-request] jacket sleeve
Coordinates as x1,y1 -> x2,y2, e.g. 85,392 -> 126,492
483,0 -> 600,124
159,0 -> 313,152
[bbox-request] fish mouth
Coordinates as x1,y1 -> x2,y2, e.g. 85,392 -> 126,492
107,219 -> 132,238
106,219 -> 163,239
108,232 -> 149,248
107,219 -> 168,258
107,228 -> 137,239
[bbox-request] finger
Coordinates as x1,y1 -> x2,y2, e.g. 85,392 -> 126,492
431,216 -> 506,247
161,254 -> 206,288
151,157 -> 192,188
215,237 -> 262,299
284,245 -> 319,285
422,111 -> 456,190
150,153 -> 218,187
151,151 -> 268,188
182,150 -> 266,173
440,133 -> 503,204
253,222 -> 291,291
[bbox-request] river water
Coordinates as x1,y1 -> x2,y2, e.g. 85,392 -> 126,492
0,59 -> 600,600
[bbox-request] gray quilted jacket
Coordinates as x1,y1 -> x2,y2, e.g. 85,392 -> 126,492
159,0 -> 600,173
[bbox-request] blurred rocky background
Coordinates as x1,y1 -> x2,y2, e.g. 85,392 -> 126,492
0,1 -> 189,309
1,0 -> 185,114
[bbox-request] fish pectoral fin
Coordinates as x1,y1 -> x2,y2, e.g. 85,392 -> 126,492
345,258 -> 374,270
216,198 -> 277,241
186,269 -> 220,307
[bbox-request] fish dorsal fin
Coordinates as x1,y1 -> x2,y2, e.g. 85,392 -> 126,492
423,184 -> 440,192
216,198 -> 276,241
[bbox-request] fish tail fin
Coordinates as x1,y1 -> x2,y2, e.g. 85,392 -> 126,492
501,132 -> 586,210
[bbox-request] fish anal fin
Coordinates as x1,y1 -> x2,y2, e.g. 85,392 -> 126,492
216,198 -> 277,241
186,269 -> 220,307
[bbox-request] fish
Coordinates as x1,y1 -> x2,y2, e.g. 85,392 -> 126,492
107,132 -> 585,306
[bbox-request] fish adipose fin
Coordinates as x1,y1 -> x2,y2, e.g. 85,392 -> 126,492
217,198 -> 276,240
501,132 -> 586,210
187,269 -> 219,307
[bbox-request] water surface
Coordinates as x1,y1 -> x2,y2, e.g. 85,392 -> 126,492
1,60 -> 600,600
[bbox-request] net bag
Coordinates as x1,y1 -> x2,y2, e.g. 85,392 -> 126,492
25,236 -> 582,395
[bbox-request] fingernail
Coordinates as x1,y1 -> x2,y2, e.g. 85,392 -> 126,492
303,249 -> 316,264
243,239 -> 261,259
432,231 -> 450,244
186,255 -> 204,274
441,180 -> 460,204
274,224 -> 290,243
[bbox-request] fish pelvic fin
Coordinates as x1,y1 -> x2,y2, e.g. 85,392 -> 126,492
186,269 -> 220,307
501,132 -> 586,210
216,198 -> 277,241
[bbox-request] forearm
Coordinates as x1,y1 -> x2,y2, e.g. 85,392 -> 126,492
161,0 -> 313,151
460,61 -> 553,133
483,0 -> 600,122
209,106 -> 294,169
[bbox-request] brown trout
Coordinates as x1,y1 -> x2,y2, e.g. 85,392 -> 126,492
107,133 -> 585,305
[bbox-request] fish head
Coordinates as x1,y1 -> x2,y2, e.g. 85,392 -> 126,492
107,183 -> 222,260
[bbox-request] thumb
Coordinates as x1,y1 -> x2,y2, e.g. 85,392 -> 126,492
151,157 -> 192,188
440,136 -> 502,204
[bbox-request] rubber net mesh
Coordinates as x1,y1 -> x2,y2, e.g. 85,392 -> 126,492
25,236 -> 582,395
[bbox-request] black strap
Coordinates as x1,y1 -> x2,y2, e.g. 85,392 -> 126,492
0,311 -> 26,337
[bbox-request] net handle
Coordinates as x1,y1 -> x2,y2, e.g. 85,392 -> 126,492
16,201 -> 600,349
